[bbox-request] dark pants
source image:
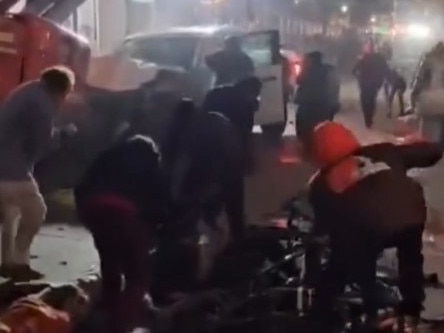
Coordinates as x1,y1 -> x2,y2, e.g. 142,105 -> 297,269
359,85 -> 381,128
77,195 -> 151,333
296,103 -> 333,148
388,84 -> 407,117
312,223 -> 425,319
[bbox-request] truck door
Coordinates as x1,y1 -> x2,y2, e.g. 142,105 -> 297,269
240,30 -> 284,126
0,18 -> 25,101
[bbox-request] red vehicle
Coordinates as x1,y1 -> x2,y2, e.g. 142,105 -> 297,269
0,2 -> 91,101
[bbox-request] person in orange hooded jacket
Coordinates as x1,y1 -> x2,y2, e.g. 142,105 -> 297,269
307,121 -> 442,328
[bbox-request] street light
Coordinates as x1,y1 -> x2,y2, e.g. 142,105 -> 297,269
341,5 -> 348,13
370,15 -> 376,23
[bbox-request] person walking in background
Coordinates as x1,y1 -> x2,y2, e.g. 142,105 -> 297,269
353,46 -> 389,128
0,66 -> 75,281
295,51 -> 332,147
206,36 -> 255,86
386,67 -> 407,117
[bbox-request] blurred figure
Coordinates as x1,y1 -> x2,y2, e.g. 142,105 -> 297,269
202,77 -> 262,173
386,67 -> 407,117
74,135 -> 167,333
411,41 -> 444,110
295,51 -> 334,146
0,284 -> 89,333
325,63 -> 341,118
280,50 -> 295,107
411,42 -> 444,144
0,66 -> 75,281
353,47 -> 389,128
206,36 -> 255,86
381,41 -> 393,63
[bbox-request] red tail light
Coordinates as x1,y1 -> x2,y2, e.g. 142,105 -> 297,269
294,63 -> 301,77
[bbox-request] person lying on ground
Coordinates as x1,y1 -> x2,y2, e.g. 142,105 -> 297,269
0,284 -> 89,333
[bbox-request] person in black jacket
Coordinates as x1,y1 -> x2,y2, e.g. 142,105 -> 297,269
386,67 -> 407,117
206,36 -> 255,86
295,51 -> 331,145
307,121 -> 442,330
202,77 -> 262,173
353,50 -> 389,128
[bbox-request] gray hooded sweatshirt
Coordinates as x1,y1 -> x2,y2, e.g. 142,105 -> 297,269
0,80 -> 58,181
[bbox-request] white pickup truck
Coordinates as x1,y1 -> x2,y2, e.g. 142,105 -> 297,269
88,25 -> 286,135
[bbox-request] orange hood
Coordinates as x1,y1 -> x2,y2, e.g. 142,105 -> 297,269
310,122 -> 360,167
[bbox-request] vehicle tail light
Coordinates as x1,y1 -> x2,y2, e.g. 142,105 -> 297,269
294,63 -> 301,77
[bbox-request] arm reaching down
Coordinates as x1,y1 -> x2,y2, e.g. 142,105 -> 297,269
396,142 -> 443,169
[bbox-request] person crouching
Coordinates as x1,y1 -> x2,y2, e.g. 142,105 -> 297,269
74,135 -> 168,333
307,122 -> 442,331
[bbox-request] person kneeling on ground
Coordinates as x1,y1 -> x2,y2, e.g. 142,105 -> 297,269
74,135 -> 168,333
307,121 -> 442,330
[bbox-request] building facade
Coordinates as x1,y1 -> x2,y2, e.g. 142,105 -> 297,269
63,0 -> 155,55
62,0 -> 326,56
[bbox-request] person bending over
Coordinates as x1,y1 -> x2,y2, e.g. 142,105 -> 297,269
307,121 -> 442,330
74,135 -> 168,333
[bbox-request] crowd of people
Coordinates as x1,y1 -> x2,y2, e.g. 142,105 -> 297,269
0,35 -> 442,333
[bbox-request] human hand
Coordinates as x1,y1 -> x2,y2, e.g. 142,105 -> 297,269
394,131 -> 425,145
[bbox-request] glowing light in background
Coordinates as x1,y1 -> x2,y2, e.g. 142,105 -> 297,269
341,5 -> 348,13
370,16 -> 376,23
201,0 -> 225,4
406,23 -> 431,38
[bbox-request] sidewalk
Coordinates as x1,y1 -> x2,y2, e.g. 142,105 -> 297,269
0,224 -> 98,286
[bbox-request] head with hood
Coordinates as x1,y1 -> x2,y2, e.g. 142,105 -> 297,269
306,50 -> 323,65
309,121 -> 360,168
224,36 -> 242,53
432,41 -> 444,56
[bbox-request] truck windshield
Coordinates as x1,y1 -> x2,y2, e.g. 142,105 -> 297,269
122,36 -> 199,69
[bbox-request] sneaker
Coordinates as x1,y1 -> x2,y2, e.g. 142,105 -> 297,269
2,265 -> 44,282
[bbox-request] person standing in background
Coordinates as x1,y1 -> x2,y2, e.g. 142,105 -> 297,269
386,67 -> 407,117
0,66 -> 75,281
206,36 -> 255,86
295,51 -> 331,146
353,47 -> 389,128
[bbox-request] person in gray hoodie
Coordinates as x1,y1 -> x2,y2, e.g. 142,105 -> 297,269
0,66 -> 75,281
